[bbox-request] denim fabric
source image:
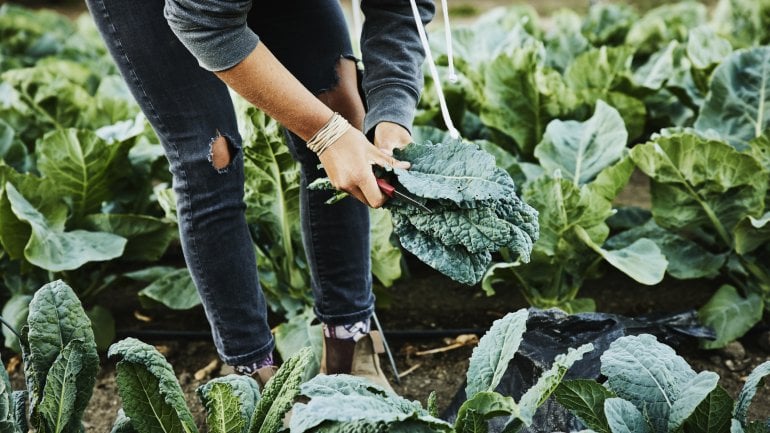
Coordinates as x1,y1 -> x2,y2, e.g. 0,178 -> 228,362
86,0 -> 374,366
163,0 -> 435,135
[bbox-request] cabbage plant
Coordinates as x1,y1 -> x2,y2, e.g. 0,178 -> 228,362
482,102 -> 667,313
622,46 -> 770,347
555,334 -> 770,433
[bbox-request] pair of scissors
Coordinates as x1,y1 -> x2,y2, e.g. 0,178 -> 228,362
376,177 -> 432,213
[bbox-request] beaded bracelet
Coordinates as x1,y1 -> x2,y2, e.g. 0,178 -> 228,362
307,112 -> 350,156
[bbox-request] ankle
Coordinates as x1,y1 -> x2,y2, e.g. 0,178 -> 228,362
322,318 -> 371,342
234,351 -> 275,376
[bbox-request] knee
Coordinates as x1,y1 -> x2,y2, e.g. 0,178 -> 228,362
208,132 -> 239,173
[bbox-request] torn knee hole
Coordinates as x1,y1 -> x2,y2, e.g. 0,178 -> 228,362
318,56 -> 359,95
208,133 -> 236,172
317,56 -> 365,128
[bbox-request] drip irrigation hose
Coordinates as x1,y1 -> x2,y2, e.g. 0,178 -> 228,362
115,327 -> 487,342
114,322 -> 770,344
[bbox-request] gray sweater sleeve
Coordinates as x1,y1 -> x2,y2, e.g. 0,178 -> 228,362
361,0 -> 435,136
163,0 -> 434,133
164,0 -> 258,72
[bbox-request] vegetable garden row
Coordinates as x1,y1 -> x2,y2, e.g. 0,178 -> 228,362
1,0 -> 770,431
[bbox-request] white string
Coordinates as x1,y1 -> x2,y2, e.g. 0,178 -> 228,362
409,0 -> 460,139
440,0 -> 458,83
351,0 -> 363,45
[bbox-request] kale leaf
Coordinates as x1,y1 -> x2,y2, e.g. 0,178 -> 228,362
386,140 -> 538,285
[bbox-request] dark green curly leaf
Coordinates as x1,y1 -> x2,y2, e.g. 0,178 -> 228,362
108,338 -> 198,433
25,280 -> 98,430
200,382 -> 245,433
391,212 -> 491,286
249,346 -> 313,433
11,391 -> 26,433
38,340 -> 85,433
393,141 -> 516,206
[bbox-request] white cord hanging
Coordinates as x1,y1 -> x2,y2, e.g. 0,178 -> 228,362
351,0 -> 363,44
440,0 -> 458,83
409,0 -> 460,139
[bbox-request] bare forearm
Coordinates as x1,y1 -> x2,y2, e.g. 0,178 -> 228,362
215,43 -> 333,141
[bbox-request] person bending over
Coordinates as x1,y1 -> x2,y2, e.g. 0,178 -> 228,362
86,0 -> 434,388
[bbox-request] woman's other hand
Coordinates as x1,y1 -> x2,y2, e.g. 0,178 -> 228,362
374,121 -> 412,155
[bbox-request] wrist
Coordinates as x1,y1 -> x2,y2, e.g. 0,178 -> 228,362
307,112 -> 351,156
374,121 -> 412,155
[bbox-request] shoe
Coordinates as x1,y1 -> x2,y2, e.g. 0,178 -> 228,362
253,365 -> 279,390
320,330 -> 394,392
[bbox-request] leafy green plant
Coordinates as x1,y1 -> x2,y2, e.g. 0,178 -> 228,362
312,138 -> 539,285
483,102 -> 667,313
239,106 -> 310,316
554,334 -> 770,433
613,46 -> 770,346
198,375 -> 261,433
389,140 -> 538,285
627,131 -> 769,346
418,4 -> 770,343
108,339 -> 313,433
0,351 -> 27,433
713,0 -> 770,48
290,309 -> 593,433
0,5 -> 176,350
0,280 -> 100,433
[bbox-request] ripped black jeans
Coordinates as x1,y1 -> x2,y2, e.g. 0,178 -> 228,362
86,0 -> 373,365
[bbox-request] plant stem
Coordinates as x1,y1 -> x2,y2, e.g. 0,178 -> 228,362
0,315 -> 21,341
738,257 -> 770,296
19,90 -> 63,130
511,270 -> 537,307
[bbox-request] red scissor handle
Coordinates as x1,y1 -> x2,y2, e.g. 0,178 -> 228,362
376,178 -> 395,198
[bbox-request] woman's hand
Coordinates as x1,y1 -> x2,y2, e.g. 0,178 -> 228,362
374,121 -> 413,155
319,127 -> 410,208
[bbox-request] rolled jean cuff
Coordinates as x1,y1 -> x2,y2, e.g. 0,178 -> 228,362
221,335 -> 275,366
314,303 -> 375,326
